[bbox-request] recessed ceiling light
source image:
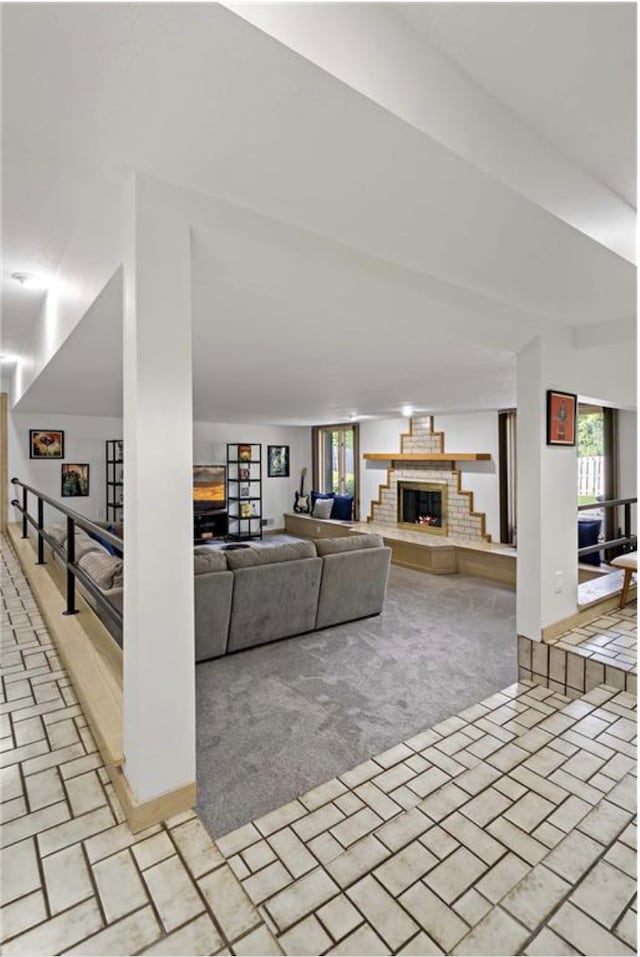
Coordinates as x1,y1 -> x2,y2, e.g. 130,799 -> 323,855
11,271 -> 50,290
401,404 -> 414,417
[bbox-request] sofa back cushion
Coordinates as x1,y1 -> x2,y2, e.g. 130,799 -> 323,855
225,541 -> 316,569
74,535 -> 110,562
78,550 -> 124,589
227,556 -> 322,652
47,524 -> 68,547
314,533 -> 384,556
316,546 -> 391,629
194,547 -> 228,575
194,571 -> 234,661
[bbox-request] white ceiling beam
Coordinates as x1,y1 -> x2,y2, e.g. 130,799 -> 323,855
225,2 -> 635,264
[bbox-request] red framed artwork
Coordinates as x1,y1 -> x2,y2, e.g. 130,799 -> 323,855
546,390 -> 577,446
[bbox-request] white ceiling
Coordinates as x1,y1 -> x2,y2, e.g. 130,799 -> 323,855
2,2 -> 636,421
396,2 -> 637,206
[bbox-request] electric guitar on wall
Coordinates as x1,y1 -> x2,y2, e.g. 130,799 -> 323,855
294,467 -> 310,513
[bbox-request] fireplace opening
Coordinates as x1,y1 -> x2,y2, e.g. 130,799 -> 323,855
398,481 -> 448,535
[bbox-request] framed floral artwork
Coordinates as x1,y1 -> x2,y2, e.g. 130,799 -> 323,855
30,430 -> 65,459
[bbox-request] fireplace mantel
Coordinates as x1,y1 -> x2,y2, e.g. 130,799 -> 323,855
363,452 -> 491,462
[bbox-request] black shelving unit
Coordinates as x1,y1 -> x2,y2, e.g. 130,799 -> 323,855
194,510 -> 229,543
227,443 -> 262,540
105,439 -> 124,523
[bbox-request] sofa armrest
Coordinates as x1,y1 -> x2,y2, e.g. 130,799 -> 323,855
316,547 -> 391,629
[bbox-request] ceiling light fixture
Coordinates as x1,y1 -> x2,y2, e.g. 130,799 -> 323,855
10,271 -> 50,291
11,272 -> 31,285
401,404 -> 414,417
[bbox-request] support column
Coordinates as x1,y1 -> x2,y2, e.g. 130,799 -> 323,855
516,333 -> 578,641
123,175 -> 195,805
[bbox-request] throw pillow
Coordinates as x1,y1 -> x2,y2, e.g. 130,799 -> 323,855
330,494 -> 353,521
313,498 -> 334,519
89,530 -> 119,557
311,491 -> 334,509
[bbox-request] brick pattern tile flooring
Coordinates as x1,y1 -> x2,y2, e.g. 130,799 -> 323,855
552,608 -> 637,675
1,535 -> 637,956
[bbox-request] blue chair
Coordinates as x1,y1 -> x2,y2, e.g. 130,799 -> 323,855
578,519 -> 602,567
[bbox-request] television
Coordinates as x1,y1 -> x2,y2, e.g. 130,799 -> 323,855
193,465 -> 226,512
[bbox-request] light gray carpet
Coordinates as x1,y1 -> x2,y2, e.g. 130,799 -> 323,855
196,565 -> 516,838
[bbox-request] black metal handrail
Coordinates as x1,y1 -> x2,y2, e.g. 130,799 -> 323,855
577,495 -> 636,561
11,477 -> 123,636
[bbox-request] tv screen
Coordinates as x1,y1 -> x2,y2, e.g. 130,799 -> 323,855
193,465 -> 226,511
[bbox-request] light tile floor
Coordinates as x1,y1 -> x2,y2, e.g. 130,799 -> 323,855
1,535 -> 637,956
551,607 -> 637,675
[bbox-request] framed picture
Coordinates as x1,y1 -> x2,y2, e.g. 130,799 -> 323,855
30,430 -> 65,459
238,444 -> 252,462
268,445 -> 290,478
61,464 -> 90,497
546,390 -> 577,446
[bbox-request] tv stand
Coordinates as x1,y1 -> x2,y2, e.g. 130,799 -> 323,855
194,510 -> 229,543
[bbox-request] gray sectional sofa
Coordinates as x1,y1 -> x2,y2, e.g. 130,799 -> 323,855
45,525 -> 391,661
194,534 -> 391,661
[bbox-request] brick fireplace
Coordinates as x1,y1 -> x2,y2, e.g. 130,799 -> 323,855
366,416 -> 490,543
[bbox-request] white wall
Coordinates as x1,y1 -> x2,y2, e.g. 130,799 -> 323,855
359,413 -> 500,539
8,411 -> 122,527
433,412 -> 500,541
359,418 -> 406,521
8,411 -> 311,533
194,421 -> 311,529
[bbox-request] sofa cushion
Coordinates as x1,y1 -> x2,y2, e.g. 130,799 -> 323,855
330,494 -> 353,521
314,533 -> 384,556
227,557 -> 323,652
225,541 -> 316,569
195,570 -> 233,660
312,498 -> 333,519
74,535 -> 110,561
78,550 -> 124,590
47,524 -> 68,547
316,546 -> 391,629
194,547 -> 229,574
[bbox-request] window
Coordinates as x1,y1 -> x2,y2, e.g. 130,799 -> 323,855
577,405 -> 605,506
578,404 -> 616,557
499,405 -> 619,555
312,424 -> 359,518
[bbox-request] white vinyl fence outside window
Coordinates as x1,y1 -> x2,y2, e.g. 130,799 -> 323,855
578,456 -> 604,499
